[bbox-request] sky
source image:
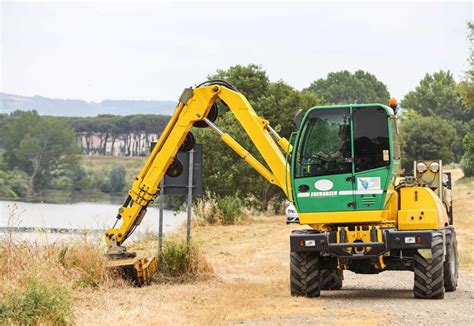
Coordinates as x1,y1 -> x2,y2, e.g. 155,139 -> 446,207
1,1 -> 472,102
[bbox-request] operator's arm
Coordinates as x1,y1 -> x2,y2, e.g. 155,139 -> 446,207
105,82 -> 293,254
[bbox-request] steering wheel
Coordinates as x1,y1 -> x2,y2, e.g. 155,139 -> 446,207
313,152 -> 330,162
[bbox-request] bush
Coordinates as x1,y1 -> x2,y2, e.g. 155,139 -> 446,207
50,175 -> 74,191
461,155 -> 474,177
0,167 -> 28,199
217,196 -> 243,225
193,194 -> 244,225
58,244 -> 112,289
157,239 -> 213,281
0,171 -> 18,199
108,164 -> 126,193
0,277 -> 74,325
461,122 -> 474,177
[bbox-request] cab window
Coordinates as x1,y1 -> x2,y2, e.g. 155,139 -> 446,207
295,108 -> 352,177
353,107 -> 390,172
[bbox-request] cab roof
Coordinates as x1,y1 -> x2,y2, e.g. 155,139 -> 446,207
306,103 -> 395,117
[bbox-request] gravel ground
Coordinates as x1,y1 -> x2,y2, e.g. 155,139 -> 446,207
240,269 -> 474,325
321,270 -> 474,325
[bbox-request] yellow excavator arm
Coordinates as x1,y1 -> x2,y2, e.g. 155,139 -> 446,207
105,82 -> 292,254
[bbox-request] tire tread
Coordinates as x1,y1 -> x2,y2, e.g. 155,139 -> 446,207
290,252 -> 320,297
320,269 -> 343,290
413,232 -> 445,299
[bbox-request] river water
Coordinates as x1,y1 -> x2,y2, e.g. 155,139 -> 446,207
0,200 -> 186,243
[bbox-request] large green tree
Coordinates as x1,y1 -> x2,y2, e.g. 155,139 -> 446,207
0,111 -> 80,199
400,112 -> 456,171
459,22 -> 474,114
195,64 -> 321,211
460,23 -> 474,176
305,70 -> 390,104
401,71 -> 470,122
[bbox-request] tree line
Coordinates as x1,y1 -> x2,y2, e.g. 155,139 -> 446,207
64,114 -> 169,156
0,24 -> 472,206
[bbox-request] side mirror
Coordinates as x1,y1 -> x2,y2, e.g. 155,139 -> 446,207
293,109 -> 305,129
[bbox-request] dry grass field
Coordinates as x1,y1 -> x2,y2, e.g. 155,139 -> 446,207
447,168 -> 474,270
72,168 -> 474,325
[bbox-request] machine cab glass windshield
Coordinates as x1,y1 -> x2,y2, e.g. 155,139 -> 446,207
294,106 -> 390,178
295,108 -> 352,177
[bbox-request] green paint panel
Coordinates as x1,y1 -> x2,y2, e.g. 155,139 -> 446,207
294,173 -> 354,213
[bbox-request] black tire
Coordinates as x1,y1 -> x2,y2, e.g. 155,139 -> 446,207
180,132 -> 196,152
290,252 -> 320,297
320,269 -> 343,290
413,232 -> 445,299
444,229 -> 458,292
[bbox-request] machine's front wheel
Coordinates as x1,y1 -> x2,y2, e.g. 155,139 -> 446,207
444,229 -> 458,292
413,232 -> 445,299
290,252 -> 320,297
320,268 -> 343,290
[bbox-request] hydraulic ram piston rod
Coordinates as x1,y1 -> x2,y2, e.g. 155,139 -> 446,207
203,117 -> 275,184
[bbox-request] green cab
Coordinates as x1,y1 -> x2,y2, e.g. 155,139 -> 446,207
291,104 -> 400,214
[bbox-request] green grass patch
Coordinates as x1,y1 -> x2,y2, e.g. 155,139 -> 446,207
0,276 -> 74,325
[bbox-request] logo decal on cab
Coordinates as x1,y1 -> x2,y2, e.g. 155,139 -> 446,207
314,179 -> 333,191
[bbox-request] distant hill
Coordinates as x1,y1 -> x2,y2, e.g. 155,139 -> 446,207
0,93 -> 177,117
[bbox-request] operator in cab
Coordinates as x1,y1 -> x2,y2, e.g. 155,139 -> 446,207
317,125 -> 351,161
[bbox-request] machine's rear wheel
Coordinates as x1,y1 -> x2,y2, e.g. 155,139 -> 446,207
320,269 -> 343,290
444,229 -> 458,292
413,232 -> 445,299
290,252 -> 320,297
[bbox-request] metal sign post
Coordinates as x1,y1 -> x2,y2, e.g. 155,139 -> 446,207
186,149 -> 194,241
158,178 -> 164,253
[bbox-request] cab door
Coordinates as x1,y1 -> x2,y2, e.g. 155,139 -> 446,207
351,106 -> 391,210
292,107 -> 355,213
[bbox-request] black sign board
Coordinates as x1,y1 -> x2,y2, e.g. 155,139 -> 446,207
163,144 -> 203,195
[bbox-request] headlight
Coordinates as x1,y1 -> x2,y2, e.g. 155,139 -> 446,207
416,162 -> 427,173
429,162 -> 440,173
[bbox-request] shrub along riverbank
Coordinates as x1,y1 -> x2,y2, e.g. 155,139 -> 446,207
0,155 -> 144,203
